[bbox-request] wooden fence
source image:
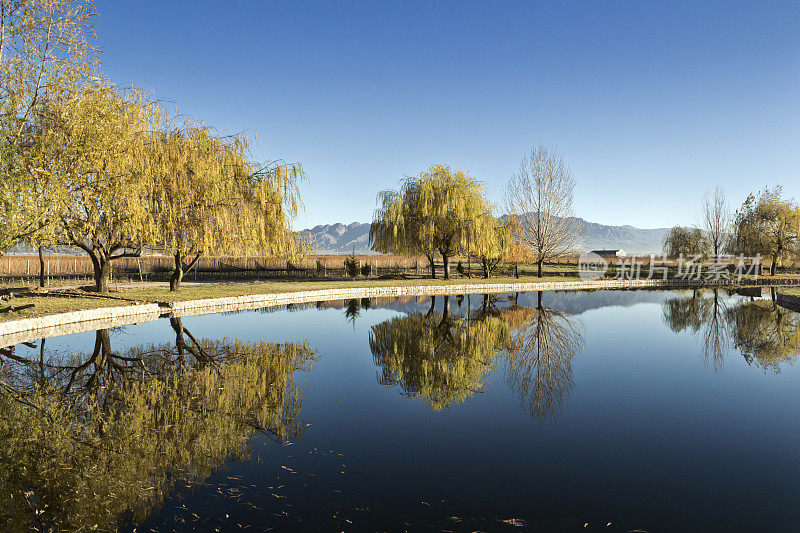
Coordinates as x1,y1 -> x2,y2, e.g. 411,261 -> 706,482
0,254 -> 461,284
0,253 -> 785,285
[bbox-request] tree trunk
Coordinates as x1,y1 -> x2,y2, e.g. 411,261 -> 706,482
482,258 -> 489,278
170,251 -> 184,292
171,317 -> 187,368
771,255 -> 777,276
38,246 -> 45,288
443,254 -> 450,280
427,254 -> 436,279
537,259 -> 543,278
537,290 -> 543,309
427,295 -> 436,317
86,328 -> 112,391
90,252 -> 111,293
515,264 -> 519,278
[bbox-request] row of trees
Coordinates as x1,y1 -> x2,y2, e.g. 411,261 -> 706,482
663,185 -> 800,275
369,147 -> 581,279
1,1 -> 306,291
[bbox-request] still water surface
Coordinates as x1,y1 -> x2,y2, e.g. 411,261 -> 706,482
1,289 -> 799,531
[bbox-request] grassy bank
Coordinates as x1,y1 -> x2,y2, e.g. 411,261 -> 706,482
0,295 -> 135,321
1,276 -> 570,322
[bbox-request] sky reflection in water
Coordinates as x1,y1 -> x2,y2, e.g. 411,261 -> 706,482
1,289 -> 799,532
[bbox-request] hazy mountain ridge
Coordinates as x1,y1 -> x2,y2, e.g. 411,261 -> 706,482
303,218 -> 671,255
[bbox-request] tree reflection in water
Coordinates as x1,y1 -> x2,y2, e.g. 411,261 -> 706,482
501,292 -> 585,421
662,289 -> 800,372
726,292 -> 800,372
662,288 -> 730,371
369,295 -> 508,410
0,319 -> 314,532
369,292 -> 585,420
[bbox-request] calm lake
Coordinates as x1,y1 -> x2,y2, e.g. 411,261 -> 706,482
2,289 -> 799,532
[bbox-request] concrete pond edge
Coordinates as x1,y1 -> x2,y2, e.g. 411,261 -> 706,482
2,277 -> 799,346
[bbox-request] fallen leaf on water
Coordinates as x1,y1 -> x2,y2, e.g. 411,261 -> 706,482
501,518 -> 527,527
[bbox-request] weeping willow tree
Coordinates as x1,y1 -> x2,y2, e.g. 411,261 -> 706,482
369,296 -> 509,410
370,164 -> 495,279
729,187 -> 800,275
662,225 -> 707,258
500,292 -> 584,421
473,216 -> 511,278
230,158 -> 311,264
0,326 -> 315,531
35,83 -> 163,292
0,0 -> 98,254
150,118 -> 308,291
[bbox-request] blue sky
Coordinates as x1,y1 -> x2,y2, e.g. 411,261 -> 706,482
98,1 -> 799,229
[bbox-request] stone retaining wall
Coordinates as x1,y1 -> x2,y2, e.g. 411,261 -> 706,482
776,291 -> 800,311
168,278 -> 663,316
2,277 -> 799,346
0,304 -> 162,346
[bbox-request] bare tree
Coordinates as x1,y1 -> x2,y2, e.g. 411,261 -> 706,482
505,146 -> 582,277
701,186 -> 730,257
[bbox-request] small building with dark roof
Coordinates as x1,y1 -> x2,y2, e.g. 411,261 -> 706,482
590,249 -> 626,258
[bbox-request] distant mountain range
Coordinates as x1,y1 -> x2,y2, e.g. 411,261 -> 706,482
4,218 -> 670,256
302,218 -> 671,255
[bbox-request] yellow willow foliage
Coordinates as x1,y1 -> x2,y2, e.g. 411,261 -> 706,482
369,310 -> 509,410
236,160 -> 310,257
370,164 -> 497,259
731,186 -> 800,273
149,122 -> 308,258
0,336 -> 314,532
0,0 -> 97,251
45,83 -> 163,252
473,215 -> 511,272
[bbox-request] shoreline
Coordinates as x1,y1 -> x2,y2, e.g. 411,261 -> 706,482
2,277 -> 800,347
